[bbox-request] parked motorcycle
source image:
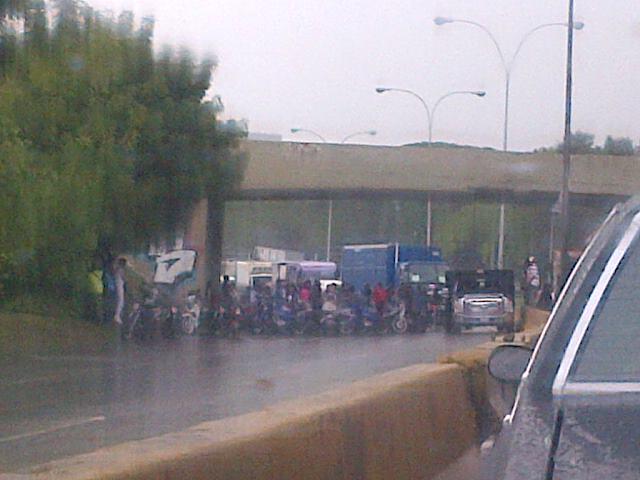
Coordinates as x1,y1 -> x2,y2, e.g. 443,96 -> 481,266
248,300 -> 272,334
427,283 -> 450,327
294,305 -> 321,335
357,302 -> 407,334
208,302 -> 243,338
179,293 -> 201,335
272,301 -> 299,335
336,307 -> 357,335
126,294 -> 177,341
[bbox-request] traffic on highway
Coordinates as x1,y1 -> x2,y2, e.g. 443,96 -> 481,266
2,0 -> 639,478
122,243 -> 525,341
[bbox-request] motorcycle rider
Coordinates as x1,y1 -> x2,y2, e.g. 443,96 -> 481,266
311,280 -> 323,311
299,280 -> 312,307
372,282 -> 388,316
322,283 -> 338,312
398,282 -> 413,320
220,277 -> 240,333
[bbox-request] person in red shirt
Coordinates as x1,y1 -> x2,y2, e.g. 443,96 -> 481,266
372,282 -> 388,315
299,280 -> 312,305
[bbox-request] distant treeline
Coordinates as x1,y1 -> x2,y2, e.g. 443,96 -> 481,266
536,131 -> 637,156
0,1 -> 244,309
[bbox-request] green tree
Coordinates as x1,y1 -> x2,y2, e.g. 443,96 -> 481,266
603,135 -> 635,156
556,131 -> 596,154
0,1 -> 244,306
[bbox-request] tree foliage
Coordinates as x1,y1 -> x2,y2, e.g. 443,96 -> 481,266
0,1 -> 244,303
542,131 -> 636,156
556,131 -> 596,154
603,135 -> 635,156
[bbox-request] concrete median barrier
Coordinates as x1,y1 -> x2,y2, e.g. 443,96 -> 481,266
438,307 -> 551,438
20,364 -> 477,480
522,307 -> 550,334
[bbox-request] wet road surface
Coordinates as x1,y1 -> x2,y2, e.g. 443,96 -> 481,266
1,331 -> 491,473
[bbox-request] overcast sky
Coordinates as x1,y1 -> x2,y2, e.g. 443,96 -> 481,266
88,0 -> 640,151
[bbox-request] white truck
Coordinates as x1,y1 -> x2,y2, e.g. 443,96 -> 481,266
222,260 -> 273,290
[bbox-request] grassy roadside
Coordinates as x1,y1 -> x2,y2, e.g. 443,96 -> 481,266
0,312 -> 115,357
0,264 -> 153,358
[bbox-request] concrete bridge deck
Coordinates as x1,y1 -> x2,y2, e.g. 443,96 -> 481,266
234,140 -> 640,200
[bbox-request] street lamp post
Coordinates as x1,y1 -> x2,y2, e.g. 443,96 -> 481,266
376,87 -> 487,247
290,128 -> 377,261
375,87 -> 485,144
433,17 -> 584,151
434,16 -> 584,269
375,87 -> 485,247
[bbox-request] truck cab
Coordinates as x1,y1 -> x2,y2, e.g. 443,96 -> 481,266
445,269 -> 515,334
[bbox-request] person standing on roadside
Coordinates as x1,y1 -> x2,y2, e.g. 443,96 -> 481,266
101,256 -> 116,325
113,257 -> 127,325
311,280 -> 323,312
524,256 -> 541,306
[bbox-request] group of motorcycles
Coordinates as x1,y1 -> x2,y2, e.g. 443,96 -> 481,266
123,291 -> 201,341
205,282 -> 451,338
211,298 -> 410,337
123,283 -> 450,341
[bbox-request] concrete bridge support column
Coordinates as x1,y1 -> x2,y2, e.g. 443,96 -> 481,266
205,194 -> 225,292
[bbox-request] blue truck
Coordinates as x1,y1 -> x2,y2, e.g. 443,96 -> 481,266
341,243 -> 447,291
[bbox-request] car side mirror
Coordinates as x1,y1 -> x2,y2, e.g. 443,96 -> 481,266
488,344 -> 533,384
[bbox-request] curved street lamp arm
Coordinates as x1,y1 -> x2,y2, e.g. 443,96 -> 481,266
447,19 -> 508,73
430,90 -> 485,143
431,90 -> 484,118
290,128 -> 327,143
341,130 -> 376,143
381,88 -> 432,123
509,22 -> 573,73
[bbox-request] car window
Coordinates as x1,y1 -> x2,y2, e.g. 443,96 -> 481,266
569,235 -> 640,382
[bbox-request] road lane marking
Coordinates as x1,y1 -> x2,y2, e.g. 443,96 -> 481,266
0,416 -> 106,443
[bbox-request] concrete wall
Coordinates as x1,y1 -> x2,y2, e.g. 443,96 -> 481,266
22,364 -> 476,480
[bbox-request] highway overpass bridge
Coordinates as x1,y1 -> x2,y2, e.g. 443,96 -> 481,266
191,140 -> 638,289
233,140 -> 639,201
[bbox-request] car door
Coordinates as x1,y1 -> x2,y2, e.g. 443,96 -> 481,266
549,210 -> 640,479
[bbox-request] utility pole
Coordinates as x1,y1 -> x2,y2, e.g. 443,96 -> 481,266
556,0 -> 575,296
